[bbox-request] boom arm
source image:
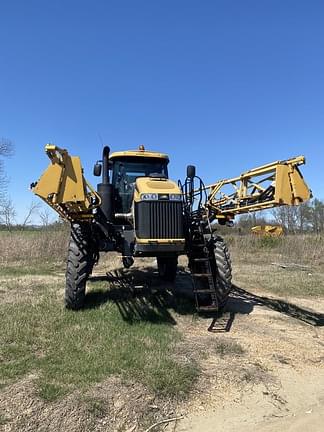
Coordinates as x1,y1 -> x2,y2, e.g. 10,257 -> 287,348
203,156 -> 311,222
31,145 -> 101,221
32,145 -> 311,225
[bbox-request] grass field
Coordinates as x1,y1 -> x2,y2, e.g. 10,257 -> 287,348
225,233 -> 324,297
1,229 -> 324,430
0,231 -> 198,402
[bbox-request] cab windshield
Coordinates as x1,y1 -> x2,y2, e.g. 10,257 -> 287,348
112,157 -> 169,213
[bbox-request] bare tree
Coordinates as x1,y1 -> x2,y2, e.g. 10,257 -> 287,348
271,199 -> 324,234
38,208 -> 55,227
271,206 -> 299,233
20,201 -> 41,230
310,199 -> 324,233
0,199 -> 16,231
297,202 -> 312,232
0,138 -> 14,201
237,211 -> 269,230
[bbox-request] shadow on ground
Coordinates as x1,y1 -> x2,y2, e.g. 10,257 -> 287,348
230,285 -> 324,327
86,267 -> 196,325
86,268 -> 324,328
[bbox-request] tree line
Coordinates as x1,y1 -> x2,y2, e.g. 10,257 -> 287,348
0,138 -> 63,230
237,199 -> 324,233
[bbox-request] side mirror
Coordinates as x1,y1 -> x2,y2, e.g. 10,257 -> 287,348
187,165 -> 196,179
93,162 -> 102,177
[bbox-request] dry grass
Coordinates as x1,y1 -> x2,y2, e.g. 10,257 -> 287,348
224,234 -> 324,267
213,339 -> 245,357
0,232 -> 198,406
223,234 -> 324,297
0,229 -> 69,267
1,230 -> 323,298
1,229 -> 323,268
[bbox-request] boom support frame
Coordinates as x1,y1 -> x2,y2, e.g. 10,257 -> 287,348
203,156 -> 311,222
32,146 -> 311,227
31,145 -> 101,221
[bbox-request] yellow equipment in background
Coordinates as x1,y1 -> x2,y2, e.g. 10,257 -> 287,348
251,225 -> 284,237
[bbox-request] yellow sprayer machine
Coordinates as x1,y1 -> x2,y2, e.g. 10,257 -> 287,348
31,145 -> 311,312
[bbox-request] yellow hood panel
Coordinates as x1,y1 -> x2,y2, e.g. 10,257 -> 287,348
134,177 -> 181,201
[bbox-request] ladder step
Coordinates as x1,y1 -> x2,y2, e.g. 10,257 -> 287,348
192,258 -> 210,262
193,289 -> 216,293
192,273 -> 213,277
197,305 -> 218,312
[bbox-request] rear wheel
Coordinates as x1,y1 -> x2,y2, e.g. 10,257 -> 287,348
65,223 -> 96,310
209,236 -> 232,308
157,256 -> 178,282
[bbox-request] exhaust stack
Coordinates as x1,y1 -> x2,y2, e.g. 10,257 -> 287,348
97,146 -> 114,222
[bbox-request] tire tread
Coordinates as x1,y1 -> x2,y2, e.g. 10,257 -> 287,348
65,223 -> 94,310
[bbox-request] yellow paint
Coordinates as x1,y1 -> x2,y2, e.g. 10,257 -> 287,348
135,238 -> 185,244
32,144 -> 311,232
32,145 -> 101,221
205,156 -> 311,219
133,177 -> 181,202
110,149 -> 169,160
251,225 -> 284,237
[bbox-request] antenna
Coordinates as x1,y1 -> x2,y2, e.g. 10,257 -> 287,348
97,132 -> 104,150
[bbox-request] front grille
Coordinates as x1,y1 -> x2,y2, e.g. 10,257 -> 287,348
135,201 -> 184,239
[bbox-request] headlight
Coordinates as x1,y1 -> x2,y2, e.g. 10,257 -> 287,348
140,193 -> 158,201
170,194 -> 182,201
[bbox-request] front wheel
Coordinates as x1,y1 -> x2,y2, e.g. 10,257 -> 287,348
65,223 -> 95,310
157,256 -> 178,282
209,236 -> 232,308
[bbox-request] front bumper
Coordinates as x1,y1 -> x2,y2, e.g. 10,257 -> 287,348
134,239 -> 185,256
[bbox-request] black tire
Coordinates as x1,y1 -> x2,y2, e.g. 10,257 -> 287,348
65,223 -> 95,310
157,256 -> 178,282
209,236 -> 232,308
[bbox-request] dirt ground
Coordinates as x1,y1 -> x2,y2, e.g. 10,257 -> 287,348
169,254 -> 324,432
172,292 -> 324,432
1,255 -> 324,432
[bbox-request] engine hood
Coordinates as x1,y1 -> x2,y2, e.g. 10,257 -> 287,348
134,177 -> 181,202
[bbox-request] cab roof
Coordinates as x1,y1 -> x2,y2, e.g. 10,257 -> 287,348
109,145 -> 169,161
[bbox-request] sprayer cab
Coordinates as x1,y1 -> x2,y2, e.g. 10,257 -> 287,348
93,145 -> 172,221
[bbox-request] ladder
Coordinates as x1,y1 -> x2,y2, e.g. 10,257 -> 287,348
189,229 -> 219,312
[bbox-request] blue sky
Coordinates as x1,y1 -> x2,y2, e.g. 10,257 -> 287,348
0,0 -> 323,222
